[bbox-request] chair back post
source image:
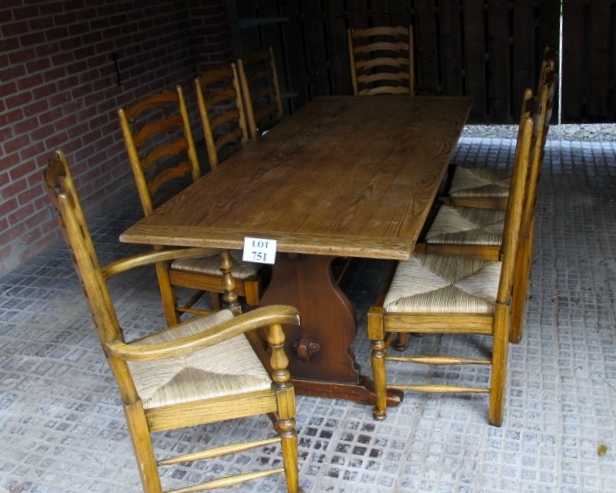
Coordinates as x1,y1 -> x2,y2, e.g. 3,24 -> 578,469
496,117 -> 533,305
43,150 -> 141,405
269,47 -> 284,117
347,28 -> 360,95
521,75 -> 551,239
408,25 -> 415,96
537,45 -> 557,93
176,84 -> 200,183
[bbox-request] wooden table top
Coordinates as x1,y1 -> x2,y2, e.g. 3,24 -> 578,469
121,95 -> 473,260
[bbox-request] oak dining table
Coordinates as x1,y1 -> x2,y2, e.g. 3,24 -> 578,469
120,95 -> 473,406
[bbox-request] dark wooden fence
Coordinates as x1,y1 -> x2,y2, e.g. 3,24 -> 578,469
561,0 -> 616,122
226,0 -> 616,124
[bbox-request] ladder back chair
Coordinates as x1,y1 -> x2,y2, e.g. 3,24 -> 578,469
195,63 -> 249,169
43,148 -> 304,493
118,85 -> 264,326
416,85 -> 546,259
367,116 -> 534,427
415,82 -> 551,345
347,25 -> 415,96
238,47 -> 284,140
440,51 -> 557,209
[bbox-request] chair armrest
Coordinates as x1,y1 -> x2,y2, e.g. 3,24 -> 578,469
105,305 -> 300,361
101,247 -> 218,280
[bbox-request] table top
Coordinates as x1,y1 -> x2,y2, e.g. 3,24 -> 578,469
121,95 -> 473,260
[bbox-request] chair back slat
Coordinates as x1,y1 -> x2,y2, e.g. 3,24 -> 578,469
348,25 -> 415,96
195,63 -> 249,168
238,47 -> 284,140
118,85 -> 199,215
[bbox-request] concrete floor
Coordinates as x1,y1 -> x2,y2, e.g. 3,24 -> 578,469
1,136 -> 616,492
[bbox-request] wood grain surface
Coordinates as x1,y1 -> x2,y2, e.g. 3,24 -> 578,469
121,95 -> 473,260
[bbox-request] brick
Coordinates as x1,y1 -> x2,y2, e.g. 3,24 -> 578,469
26,57 -> 52,74
10,159 -> 36,182
51,51 -> 74,66
56,75 -> 79,91
1,81 -> 18,97
0,197 -> 20,219
39,1 -> 66,15
0,37 -> 20,51
36,42 -> 61,58
0,125 -> 13,142
13,6 -> 40,20
8,47 -> 36,64
7,201 -> 34,226
19,31 -> 46,47
11,119 -> 33,136
32,83 -> 58,100
5,91 -> 33,109
28,16 -> 55,31
1,20 -> 30,37
46,130 -> 69,149
1,223 -> 26,248
38,107 -> 65,125
3,134 -> 31,155
17,183 -> 43,207
66,60 -> 88,75
44,27 -> 69,42
53,12 -> 77,25
68,22 -> 90,37
23,99 -> 50,118
18,141 -> 45,162
48,91 -> 72,107
0,108 -> 24,128
17,73 -> 44,91
0,64 -> 27,82
0,10 -> 13,23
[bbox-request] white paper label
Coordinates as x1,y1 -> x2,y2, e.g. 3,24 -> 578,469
242,237 -> 277,264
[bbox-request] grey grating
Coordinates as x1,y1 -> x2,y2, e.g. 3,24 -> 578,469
1,137 -> 616,492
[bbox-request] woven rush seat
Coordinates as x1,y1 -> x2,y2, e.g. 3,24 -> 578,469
447,167 -> 511,198
383,253 -> 501,314
424,206 -> 506,246
172,249 -> 261,279
129,309 -> 272,409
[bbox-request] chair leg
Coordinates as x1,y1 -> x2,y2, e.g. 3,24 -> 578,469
124,401 -> 163,493
370,337 -> 388,421
489,307 -> 510,427
367,307 -> 388,420
510,219 -> 535,343
393,332 -> 408,351
154,262 -> 181,326
278,421 -> 303,493
209,291 -> 222,311
243,277 -> 262,306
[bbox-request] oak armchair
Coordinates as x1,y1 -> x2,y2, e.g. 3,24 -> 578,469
43,148 -> 304,493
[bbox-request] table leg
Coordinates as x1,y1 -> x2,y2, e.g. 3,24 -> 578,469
259,253 -> 402,407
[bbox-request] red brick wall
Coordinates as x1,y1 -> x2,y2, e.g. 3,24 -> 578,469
0,0 -> 233,276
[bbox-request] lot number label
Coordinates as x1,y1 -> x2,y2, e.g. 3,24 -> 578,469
243,237 -> 277,264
